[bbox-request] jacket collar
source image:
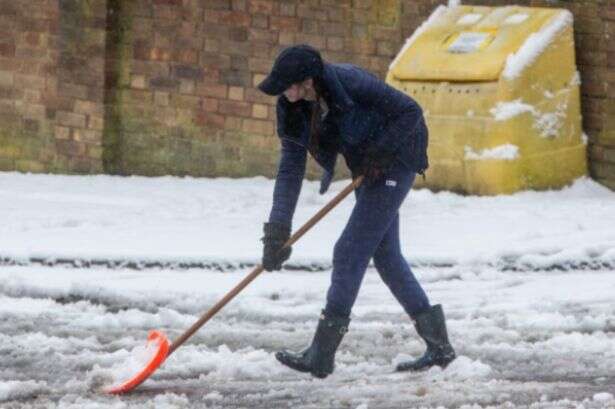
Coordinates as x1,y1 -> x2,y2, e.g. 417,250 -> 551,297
321,63 -> 354,112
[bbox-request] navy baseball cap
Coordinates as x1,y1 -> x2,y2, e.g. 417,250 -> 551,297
258,44 -> 324,96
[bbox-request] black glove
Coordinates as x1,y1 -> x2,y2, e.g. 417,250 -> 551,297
261,222 -> 292,271
361,146 -> 397,184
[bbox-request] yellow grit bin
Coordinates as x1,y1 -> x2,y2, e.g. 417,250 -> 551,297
386,5 -> 587,195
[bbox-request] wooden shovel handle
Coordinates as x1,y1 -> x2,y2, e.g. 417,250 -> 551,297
168,176 -> 364,355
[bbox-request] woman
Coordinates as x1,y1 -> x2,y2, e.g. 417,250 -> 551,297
258,44 -> 455,378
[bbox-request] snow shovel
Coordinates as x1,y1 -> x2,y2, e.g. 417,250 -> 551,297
105,176 -> 364,394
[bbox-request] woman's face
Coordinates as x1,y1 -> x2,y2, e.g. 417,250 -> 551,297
283,78 -> 315,103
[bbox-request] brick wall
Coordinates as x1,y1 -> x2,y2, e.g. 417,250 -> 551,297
0,0 -> 106,174
104,0 -> 432,178
0,0 -> 613,190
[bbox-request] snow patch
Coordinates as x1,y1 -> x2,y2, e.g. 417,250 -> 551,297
504,13 -> 529,25
151,393 -> 191,408
204,391 -> 223,401
0,380 -> 49,402
571,70 -> 581,86
457,13 -> 482,25
490,99 -> 534,121
489,99 -> 567,138
534,108 -> 566,138
101,334 -> 164,390
503,11 -> 573,80
390,6 -> 447,70
168,344 -> 288,381
593,392 -> 614,402
465,144 -> 519,161
428,356 -> 492,381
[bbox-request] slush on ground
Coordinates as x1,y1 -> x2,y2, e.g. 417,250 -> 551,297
0,173 -> 614,408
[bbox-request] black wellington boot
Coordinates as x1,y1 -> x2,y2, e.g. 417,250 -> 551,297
396,304 -> 456,372
275,310 -> 349,379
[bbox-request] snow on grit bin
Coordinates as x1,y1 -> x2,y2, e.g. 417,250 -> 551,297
386,5 -> 587,195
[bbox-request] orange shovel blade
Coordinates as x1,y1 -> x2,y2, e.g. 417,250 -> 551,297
105,330 -> 170,394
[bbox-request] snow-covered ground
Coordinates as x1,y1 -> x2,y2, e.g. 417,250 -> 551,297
1,172 -> 615,271
1,172 -> 615,408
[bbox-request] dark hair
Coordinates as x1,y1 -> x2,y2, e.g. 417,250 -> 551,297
281,77 -> 331,160
282,98 -> 309,139
308,77 -> 328,158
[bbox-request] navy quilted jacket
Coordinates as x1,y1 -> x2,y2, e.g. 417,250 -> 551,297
269,63 -> 428,227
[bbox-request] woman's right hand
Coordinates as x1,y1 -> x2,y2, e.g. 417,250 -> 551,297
261,222 -> 292,271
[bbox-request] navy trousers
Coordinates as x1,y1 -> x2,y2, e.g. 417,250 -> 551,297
325,162 -> 430,318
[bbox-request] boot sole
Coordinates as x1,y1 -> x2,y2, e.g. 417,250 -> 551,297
275,352 -> 331,379
396,354 -> 456,372
310,371 -> 328,379
275,351 -> 311,373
